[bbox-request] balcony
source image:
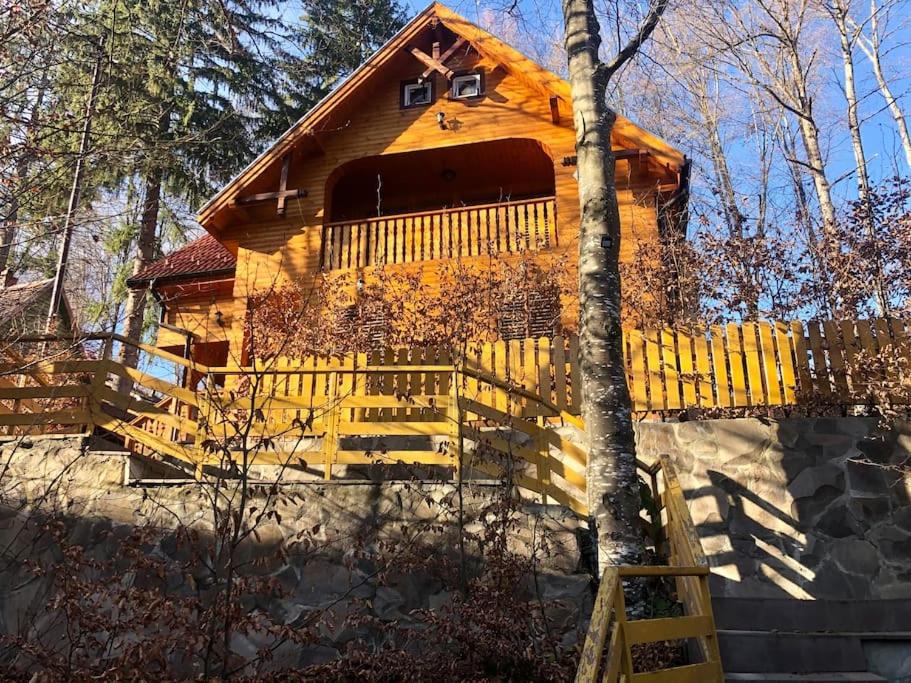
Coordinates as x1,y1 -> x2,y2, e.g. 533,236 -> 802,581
320,195 -> 556,270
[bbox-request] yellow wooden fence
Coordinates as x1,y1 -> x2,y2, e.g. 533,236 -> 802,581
0,334 -> 589,515
450,317 -> 910,415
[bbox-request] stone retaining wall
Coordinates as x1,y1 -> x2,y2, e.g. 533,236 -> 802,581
636,417 -> 911,600
0,437 -> 592,676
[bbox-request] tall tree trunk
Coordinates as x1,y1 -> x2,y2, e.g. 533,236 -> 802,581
856,0 -> 911,169
778,123 -> 835,317
562,0 -> 659,574
119,167 -> 162,375
831,0 -> 889,316
698,83 -> 743,239
792,88 -> 842,311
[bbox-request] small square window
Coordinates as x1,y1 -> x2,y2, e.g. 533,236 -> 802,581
451,73 -> 482,99
402,80 -> 433,108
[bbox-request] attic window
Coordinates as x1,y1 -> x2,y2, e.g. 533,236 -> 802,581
451,72 -> 482,99
402,79 -> 433,108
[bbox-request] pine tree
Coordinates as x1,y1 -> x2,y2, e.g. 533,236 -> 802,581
276,0 -> 407,125
51,0 -> 287,376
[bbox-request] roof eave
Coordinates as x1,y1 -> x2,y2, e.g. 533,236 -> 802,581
126,268 -> 236,290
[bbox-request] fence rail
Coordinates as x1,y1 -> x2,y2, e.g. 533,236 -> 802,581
320,196 -> 557,270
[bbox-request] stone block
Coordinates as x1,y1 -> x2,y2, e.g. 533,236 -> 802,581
846,458 -> 890,496
788,463 -> 845,500
830,538 -> 879,575
790,485 -> 843,528
373,586 -> 406,620
815,503 -> 865,539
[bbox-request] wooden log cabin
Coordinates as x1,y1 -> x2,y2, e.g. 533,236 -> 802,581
127,2 -> 688,369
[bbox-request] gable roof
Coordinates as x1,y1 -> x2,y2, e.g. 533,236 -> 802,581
126,235 -> 236,287
197,1 -> 685,231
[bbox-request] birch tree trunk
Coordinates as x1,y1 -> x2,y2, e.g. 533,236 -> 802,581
830,0 -> 889,315
562,0 -> 667,573
856,0 -> 911,169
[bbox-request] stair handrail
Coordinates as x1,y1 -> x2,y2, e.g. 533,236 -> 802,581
574,455 -> 723,683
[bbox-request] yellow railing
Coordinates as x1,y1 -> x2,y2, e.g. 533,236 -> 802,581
575,455 -> 723,682
0,334 -> 588,515
320,196 -> 557,270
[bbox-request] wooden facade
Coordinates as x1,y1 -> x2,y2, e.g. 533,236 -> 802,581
139,2 -> 687,365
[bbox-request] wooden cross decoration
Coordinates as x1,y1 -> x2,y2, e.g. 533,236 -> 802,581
410,37 -> 467,83
235,151 -> 307,217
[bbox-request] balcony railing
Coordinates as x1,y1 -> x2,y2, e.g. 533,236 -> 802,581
320,196 -> 557,270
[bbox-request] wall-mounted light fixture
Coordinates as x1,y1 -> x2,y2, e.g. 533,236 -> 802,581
437,111 -> 447,130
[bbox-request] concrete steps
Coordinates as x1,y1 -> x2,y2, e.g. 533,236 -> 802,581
714,598 -> 910,683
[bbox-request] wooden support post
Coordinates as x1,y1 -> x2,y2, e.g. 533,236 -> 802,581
537,416 -> 550,505
411,46 -> 454,79
233,151 -> 306,216
84,357 -> 110,436
420,37 -> 467,80
6,372 -> 24,436
323,370 -> 339,481
698,573 -> 723,666
614,576 -> 633,677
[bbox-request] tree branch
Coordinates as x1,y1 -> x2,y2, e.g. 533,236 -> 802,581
599,0 -> 670,82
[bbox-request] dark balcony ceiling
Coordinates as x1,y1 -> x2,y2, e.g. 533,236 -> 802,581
327,138 -> 555,222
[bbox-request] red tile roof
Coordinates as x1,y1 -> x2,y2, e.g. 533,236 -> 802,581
127,235 -> 236,286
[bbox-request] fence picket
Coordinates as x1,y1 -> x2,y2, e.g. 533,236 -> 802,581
627,330 -> 649,411
710,325 -> 731,408
726,324 -> 748,407
553,337 -> 568,412
662,328 -> 682,410
693,330 -> 713,408
537,337 -> 552,418
823,321 -> 850,401
645,329 -> 664,411
775,322 -> 797,405
677,330 -> 697,408
742,322 -> 765,406
758,322 -> 783,406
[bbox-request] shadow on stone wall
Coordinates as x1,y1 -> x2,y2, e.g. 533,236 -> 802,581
636,417 -> 911,600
